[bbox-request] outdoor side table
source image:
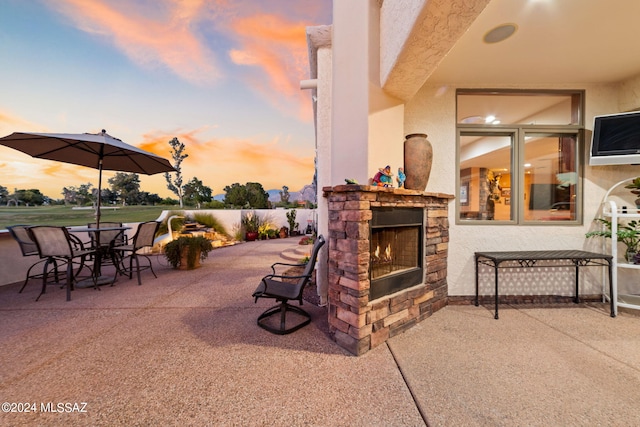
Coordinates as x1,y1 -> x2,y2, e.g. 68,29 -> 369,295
475,250 -> 614,319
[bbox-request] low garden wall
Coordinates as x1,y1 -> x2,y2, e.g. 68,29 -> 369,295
0,208 -> 316,287
157,208 -> 316,238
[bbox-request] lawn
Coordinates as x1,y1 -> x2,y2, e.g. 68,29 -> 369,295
0,205 -> 167,230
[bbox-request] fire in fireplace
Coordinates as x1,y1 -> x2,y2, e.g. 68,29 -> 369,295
370,208 -> 424,300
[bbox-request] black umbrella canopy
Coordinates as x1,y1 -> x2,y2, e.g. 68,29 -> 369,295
0,129 -> 176,226
0,130 -> 175,175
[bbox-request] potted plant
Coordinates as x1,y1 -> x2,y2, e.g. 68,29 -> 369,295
586,218 -> 640,262
279,226 -> 288,238
164,235 -> 213,269
241,211 -> 261,241
286,209 -> 299,236
624,177 -> 640,208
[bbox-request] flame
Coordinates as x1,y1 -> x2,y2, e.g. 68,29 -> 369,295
385,244 -> 391,261
374,245 -> 380,259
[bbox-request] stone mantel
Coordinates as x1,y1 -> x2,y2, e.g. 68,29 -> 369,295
322,184 -> 454,200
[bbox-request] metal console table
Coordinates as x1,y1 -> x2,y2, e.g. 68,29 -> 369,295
475,250 -> 614,319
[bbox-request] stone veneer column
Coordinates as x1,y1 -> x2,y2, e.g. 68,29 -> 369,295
323,185 -> 453,356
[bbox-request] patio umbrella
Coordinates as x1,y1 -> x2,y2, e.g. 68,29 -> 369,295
0,129 -> 176,227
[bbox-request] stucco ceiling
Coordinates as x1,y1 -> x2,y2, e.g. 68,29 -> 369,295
427,0 -> 640,85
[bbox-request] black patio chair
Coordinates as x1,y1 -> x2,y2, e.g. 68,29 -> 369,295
112,221 -> 159,285
87,222 -> 126,248
87,222 -> 126,274
252,235 -> 325,334
27,226 -> 98,301
8,225 -> 64,293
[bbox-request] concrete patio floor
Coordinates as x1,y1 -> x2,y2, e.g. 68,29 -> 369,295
1,238 -> 639,426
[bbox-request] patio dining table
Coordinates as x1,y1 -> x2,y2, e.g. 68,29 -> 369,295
71,225 -> 131,287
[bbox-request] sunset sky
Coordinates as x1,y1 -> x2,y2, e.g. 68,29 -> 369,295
0,0 -> 331,199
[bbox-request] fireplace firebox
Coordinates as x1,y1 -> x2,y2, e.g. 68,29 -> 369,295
370,208 -> 423,300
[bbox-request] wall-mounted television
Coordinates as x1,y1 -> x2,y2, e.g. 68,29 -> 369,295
590,110 -> 640,165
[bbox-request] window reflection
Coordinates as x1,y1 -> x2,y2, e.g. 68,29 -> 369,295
524,135 -> 577,221
459,134 -> 512,221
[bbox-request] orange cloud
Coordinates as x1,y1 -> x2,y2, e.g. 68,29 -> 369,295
137,129 -> 314,194
229,14 -> 314,121
0,126 -> 314,198
44,2 -> 318,122
49,0 -> 222,85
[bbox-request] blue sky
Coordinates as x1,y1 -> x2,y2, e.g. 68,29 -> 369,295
0,0 -> 331,199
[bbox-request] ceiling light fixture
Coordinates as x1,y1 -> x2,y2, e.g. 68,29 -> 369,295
484,23 -> 517,44
461,115 -> 484,124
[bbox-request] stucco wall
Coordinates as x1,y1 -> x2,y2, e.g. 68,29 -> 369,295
404,80 -> 640,296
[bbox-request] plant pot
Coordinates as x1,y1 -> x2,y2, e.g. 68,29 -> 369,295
179,247 -> 201,270
246,231 -> 258,241
403,133 -> 432,191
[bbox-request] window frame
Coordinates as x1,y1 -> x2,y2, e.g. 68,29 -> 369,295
455,89 -> 584,226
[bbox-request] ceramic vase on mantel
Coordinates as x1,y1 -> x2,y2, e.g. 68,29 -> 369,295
403,133 -> 432,191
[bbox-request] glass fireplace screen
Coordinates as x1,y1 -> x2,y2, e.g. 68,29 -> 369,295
370,226 -> 420,280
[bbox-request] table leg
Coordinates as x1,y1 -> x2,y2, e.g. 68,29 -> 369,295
608,260 -> 615,318
494,264 -> 499,320
574,262 -> 580,304
475,255 -> 479,307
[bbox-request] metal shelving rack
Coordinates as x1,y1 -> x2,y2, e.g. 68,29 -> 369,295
601,178 -> 640,315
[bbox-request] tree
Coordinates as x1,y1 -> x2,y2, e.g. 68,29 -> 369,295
183,177 -> 212,208
11,188 -> 45,206
100,188 -> 119,205
0,185 -> 8,205
61,186 -> 77,205
138,192 -> 162,205
62,183 -> 94,206
223,182 -> 269,208
223,183 -> 248,208
246,182 -> 270,208
108,172 -> 141,206
164,137 -> 188,208
279,185 -> 290,204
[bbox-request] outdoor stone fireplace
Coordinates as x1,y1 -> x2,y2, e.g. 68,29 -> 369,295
323,185 -> 453,355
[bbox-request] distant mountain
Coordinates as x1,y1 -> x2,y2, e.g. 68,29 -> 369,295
267,184 -> 316,203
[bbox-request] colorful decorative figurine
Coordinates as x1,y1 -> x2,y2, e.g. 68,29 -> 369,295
396,167 -> 406,188
371,165 -> 394,187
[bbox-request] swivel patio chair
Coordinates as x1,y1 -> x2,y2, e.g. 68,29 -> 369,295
8,224 -> 63,293
252,235 -> 325,334
27,226 -> 98,301
112,221 -> 159,285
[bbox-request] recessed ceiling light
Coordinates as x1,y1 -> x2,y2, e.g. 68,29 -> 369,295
484,23 -> 517,44
461,115 -> 483,124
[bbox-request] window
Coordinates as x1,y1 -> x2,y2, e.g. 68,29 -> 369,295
456,90 -> 583,224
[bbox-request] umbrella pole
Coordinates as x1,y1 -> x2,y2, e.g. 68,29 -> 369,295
96,158 -> 103,230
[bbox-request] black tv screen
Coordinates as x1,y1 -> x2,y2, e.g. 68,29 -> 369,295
590,110 -> 640,165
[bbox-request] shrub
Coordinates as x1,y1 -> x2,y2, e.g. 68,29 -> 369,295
193,212 -> 228,236
164,235 -> 213,269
